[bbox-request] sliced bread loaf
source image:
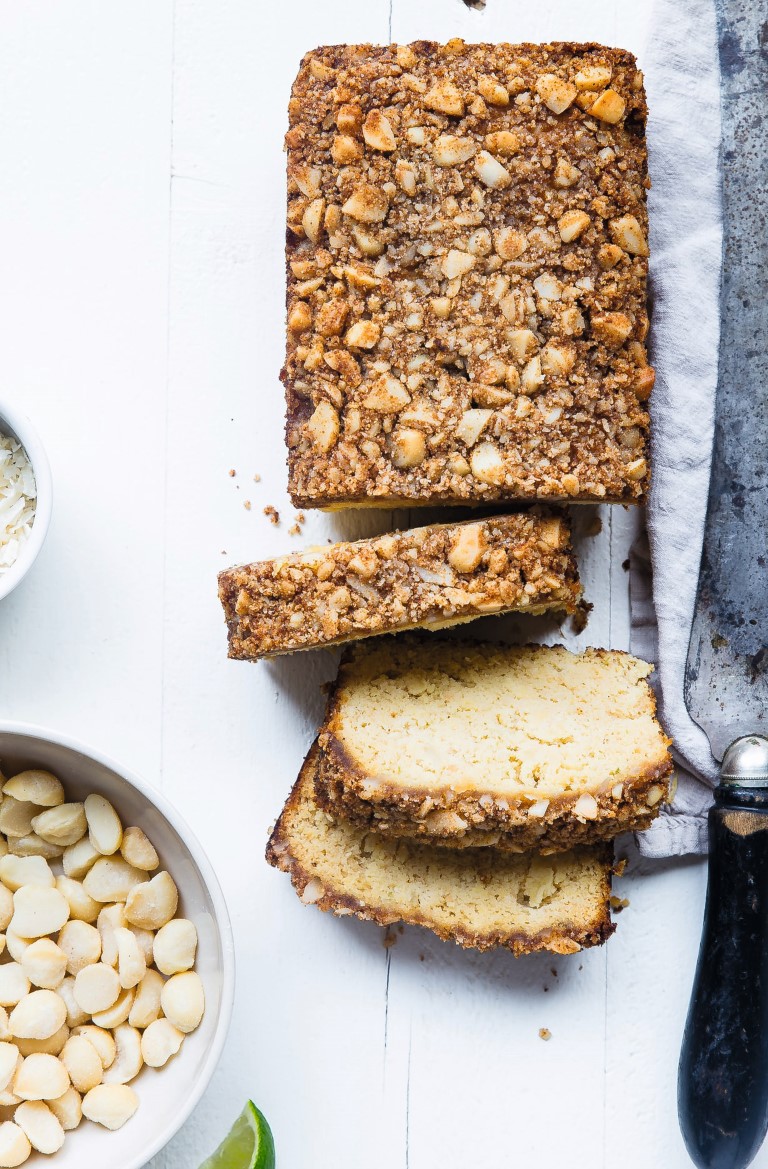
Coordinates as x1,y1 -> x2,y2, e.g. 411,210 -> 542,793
266,744 -> 615,955
316,637 -> 672,853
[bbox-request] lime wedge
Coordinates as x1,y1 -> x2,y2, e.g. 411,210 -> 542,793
199,1100 -> 275,1169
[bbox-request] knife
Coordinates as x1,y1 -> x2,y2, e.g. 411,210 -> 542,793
678,0 -> 768,1166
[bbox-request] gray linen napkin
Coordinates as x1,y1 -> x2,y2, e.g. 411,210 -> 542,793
630,0 -> 723,857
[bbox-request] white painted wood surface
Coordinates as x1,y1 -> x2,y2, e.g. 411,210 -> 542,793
0,2 -> 743,1166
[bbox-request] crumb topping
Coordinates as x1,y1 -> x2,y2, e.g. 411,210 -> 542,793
284,40 -> 652,508
219,511 -> 580,658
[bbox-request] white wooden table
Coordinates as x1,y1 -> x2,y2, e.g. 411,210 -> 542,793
0,2 -> 744,1166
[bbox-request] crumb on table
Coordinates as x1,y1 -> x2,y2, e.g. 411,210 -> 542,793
569,599 -> 593,634
288,511 -> 306,537
264,505 -> 280,525
539,1028 -> 552,1041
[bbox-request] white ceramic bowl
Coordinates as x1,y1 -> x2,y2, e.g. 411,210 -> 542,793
0,400 -> 53,603
0,723 -> 235,1168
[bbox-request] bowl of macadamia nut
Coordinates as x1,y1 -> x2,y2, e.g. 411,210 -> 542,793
0,723 -> 235,1168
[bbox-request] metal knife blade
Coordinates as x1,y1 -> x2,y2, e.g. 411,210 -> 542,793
684,0 -> 768,763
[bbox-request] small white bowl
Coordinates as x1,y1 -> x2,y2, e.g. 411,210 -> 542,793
0,722 -> 235,1168
0,400 -> 53,603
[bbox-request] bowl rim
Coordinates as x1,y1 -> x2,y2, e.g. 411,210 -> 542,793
0,399 -> 53,603
0,719 -> 236,1167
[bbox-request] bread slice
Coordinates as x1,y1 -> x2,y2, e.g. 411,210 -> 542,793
218,511 -> 581,660
266,744 -> 615,955
316,637 -> 672,853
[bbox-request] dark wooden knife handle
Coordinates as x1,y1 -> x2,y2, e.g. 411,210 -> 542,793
679,786 -> 768,1169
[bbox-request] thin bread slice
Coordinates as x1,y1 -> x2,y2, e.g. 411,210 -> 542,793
219,511 -> 581,659
316,637 -> 672,853
266,744 -> 615,955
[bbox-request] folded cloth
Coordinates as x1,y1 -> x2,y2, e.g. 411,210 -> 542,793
631,534 -> 713,856
630,0 -> 723,857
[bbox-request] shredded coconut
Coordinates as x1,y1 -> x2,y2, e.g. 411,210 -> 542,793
0,433 -> 36,573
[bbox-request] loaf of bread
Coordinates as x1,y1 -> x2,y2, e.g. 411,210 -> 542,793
266,743 -> 615,955
285,41 -> 652,509
218,511 -> 580,659
315,637 -> 672,852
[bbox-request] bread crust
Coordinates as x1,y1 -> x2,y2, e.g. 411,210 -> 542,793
266,744 -> 616,955
314,742 -> 671,852
315,636 -> 673,852
285,41 -> 651,509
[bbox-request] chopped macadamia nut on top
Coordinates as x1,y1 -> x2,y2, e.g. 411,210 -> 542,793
219,512 -> 581,659
285,41 -> 651,508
